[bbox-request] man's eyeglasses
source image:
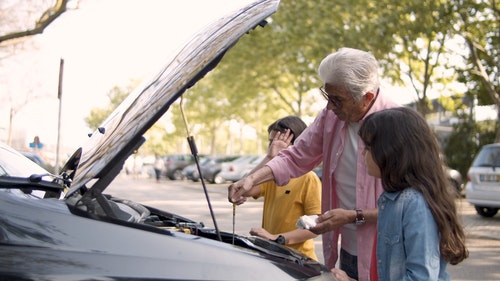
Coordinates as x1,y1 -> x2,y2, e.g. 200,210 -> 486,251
319,86 -> 344,108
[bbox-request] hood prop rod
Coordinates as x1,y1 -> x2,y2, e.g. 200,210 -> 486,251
180,96 -> 222,242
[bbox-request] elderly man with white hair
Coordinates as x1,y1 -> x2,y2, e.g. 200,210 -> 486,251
229,47 -> 400,281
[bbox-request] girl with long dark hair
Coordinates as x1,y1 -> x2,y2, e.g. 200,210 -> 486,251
357,107 -> 468,280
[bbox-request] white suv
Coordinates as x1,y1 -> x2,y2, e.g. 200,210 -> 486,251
466,143 -> 500,217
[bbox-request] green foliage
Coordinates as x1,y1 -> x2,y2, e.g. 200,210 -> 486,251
84,81 -> 138,130
85,87 -> 127,130
452,0 -> 499,105
86,0 -> 499,159
444,114 -> 497,178
140,123 -> 170,156
437,94 -> 466,113
170,0 -> 400,154
450,0 -> 499,141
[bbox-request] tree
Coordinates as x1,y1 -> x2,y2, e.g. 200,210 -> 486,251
85,0 -> 499,160
85,82 -> 138,130
180,0 -> 399,154
1,0 -> 76,146
0,0 -> 72,45
348,0 -> 462,117
85,80 -> 183,156
175,77 -> 247,155
444,113 -> 496,177
6,95 -> 30,146
161,0 -> 464,154
451,0 -> 499,141
200,0 -> 462,122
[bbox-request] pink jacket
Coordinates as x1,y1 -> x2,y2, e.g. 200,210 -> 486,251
267,93 -> 400,281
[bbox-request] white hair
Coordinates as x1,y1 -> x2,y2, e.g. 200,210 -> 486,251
318,47 -> 380,101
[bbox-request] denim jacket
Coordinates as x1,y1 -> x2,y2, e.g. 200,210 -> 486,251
377,188 -> 450,281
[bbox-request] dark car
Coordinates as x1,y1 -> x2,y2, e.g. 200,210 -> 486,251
182,156 -> 208,182
163,154 -> 196,180
0,1 -> 337,280
200,155 -> 240,184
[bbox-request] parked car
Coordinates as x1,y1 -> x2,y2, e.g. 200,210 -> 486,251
447,166 -> 463,197
163,154 -> 196,180
182,156 -> 207,182
439,154 -> 464,197
219,154 -> 264,182
200,155 -> 240,184
466,143 -> 500,217
0,1 -> 336,279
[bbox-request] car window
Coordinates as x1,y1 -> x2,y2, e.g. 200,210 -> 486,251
0,146 -> 48,177
217,156 -> 238,163
473,146 -> 500,167
198,157 -> 210,165
0,164 -> 7,177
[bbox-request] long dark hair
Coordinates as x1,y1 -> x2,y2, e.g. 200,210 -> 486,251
359,107 -> 468,265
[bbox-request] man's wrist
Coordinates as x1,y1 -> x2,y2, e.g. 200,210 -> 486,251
354,209 -> 365,225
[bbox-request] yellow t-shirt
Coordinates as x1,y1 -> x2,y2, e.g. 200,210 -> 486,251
256,171 -> 321,260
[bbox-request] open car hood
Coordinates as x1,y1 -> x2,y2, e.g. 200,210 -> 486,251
64,0 -> 280,198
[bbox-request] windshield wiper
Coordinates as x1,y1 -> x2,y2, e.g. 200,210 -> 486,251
0,175 -> 66,194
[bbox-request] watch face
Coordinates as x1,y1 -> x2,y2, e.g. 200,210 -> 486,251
355,209 -> 365,225
355,219 -> 365,225
276,235 -> 286,245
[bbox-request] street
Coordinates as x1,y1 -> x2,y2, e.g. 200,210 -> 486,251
107,173 -> 500,280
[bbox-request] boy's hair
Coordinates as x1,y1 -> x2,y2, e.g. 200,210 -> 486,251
267,116 -> 307,144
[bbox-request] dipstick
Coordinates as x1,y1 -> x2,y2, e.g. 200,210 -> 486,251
232,203 -> 236,245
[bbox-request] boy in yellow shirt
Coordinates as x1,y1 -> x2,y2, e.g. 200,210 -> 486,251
237,116 -> 321,260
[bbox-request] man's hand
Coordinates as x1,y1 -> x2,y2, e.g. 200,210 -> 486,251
309,208 -> 353,235
331,268 -> 357,281
227,176 -> 254,204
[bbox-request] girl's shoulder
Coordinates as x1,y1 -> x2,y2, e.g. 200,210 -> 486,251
400,187 -> 421,196
384,187 -> 425,203
398,187 -> 427,207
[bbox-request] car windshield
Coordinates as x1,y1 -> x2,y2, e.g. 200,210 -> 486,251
472,146 -> 500,167
0,145 -> 49,177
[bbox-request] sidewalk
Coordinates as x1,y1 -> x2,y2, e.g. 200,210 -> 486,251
456,198 -> 500,241
449,199 -> 500,281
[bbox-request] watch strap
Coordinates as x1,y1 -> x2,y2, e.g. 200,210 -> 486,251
355,209 -> 365,225
274,235 -> 286,245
